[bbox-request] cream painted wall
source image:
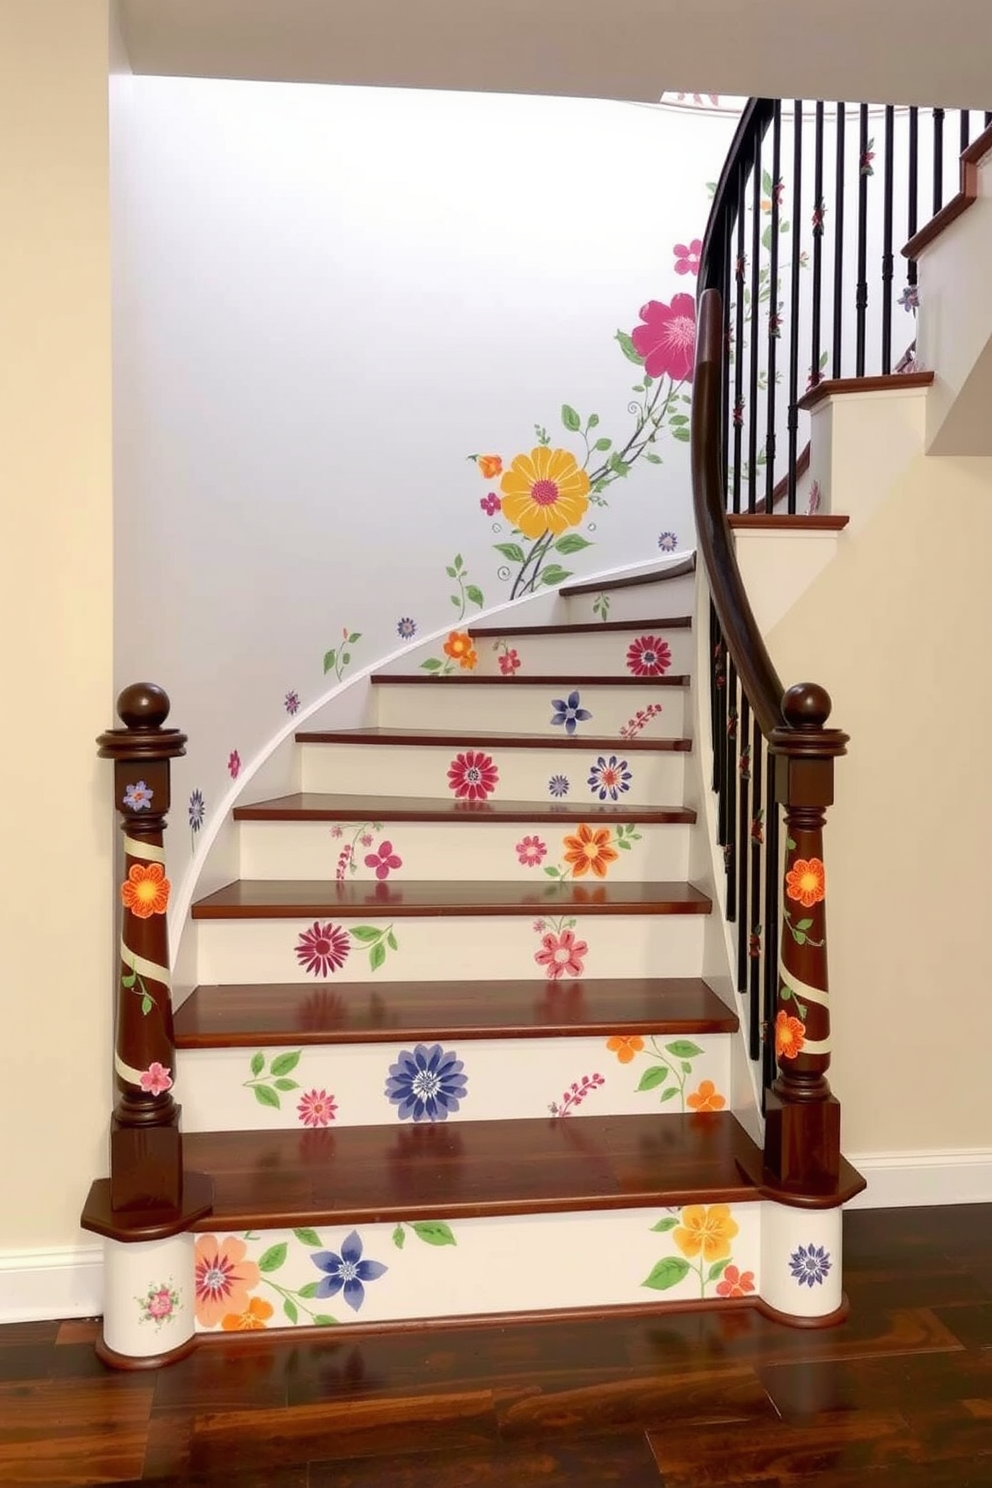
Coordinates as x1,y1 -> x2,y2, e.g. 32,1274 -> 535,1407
0,1 -> 114,1248
765,454 -> 992,1152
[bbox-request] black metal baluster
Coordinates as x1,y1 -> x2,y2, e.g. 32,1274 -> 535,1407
907,107 -> 919,294
732,169 -> 746,513
786,99 -> 803,514
710,603 -> 723,795
986,111 -> 992,129
810,102 -> 825,394
763,750 -> 780,1103
881,105 -> 895,373
747,131 -> 762,513
749,722 -> 764,1063
736,693 -> 751,993
832,102 -> 846,379
960,109 -> 971,153
933,106 -> 945,215
855,103 -> 869,376
725,662 -> 738,921
764,102 -> 782,508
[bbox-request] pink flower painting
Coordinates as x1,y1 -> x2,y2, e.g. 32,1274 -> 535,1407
534,928 -> 589,980
630,294 -> 697,382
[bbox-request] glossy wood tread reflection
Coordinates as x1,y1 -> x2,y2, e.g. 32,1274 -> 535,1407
370,673 -> 689,687
174,976 -> 739,1048
468,615 -> 692,637
191,879 -> 713,920
184,1112 -> 761,1228
559,554 -> 696,596
295,727 -> 692,752
234,792 -> 696,825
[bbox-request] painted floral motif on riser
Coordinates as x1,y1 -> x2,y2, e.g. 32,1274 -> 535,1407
191,1204 -> 761,1332
238,819 -> 691,883
563,575 -> 697,626
467,629 -> 695,679
372,681 -> 686,737
299,744 -> 687,807
194,913 -> 707,985
176,1032 -> 733,1132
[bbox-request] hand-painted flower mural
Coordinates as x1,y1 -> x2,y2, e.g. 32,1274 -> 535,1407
284,689 -> 301,715
548,774 -> 570,798
188,788 -> 205,849
123,781 -> 153,811
611,1034 -> 726,1113
138,1062 -> 173,1096
322,626 -> 363,681
548,1070 -> 604,1117
774,1010 -> 806,1060
121,862 -> 170,919
657,530 -> 679,552
587,754 -> 632,802
516,835 -> 547,867
534,927 -> 588,979
789,1243 -> 832,1287
194,1235 -> 260,1328
500,447 -> 591,538
244,1049 -> 302,1110
385,1043 -> 469,1123
297,1088 -> 338,1127
620,703 -> 663,740
625,636 -> 673,677
396,617 -> 418,639
642,1205 -> 743,1299
715,1264 -> 755,1298
296,922 -> 351,977
221,1297 -> 274,1331
311,1231 -> 388,1312
562,823 -> 619,879
550,690 -> 592,735
673,239 -> 702,276
606,1035 -> 644,1064
785,856 -> 825,907
228,750 -> 241,779
631,295 -> 697,382
447,750 -> 499,802
136,1281 -> 181,1329
364,841 -> 403,880
442,631 -> 478,671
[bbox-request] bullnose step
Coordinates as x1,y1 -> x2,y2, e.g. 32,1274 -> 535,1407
295,727 -> 691,752
185,1111 -> 761,1230
233,792 -> 696,824
190,880 -> 713,920
174,976 -> 738,1047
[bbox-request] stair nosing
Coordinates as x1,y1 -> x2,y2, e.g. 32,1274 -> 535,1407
369,674 -> 690,687
468,615 -> 692,638
559,555 -> 696,597
294,729 -> 692,752
234,793 -> 696,825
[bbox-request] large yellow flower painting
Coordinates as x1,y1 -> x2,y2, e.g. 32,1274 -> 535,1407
499,447 -> 591,538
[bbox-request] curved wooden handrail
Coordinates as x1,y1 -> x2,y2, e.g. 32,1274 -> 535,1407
691,287 -> 785,738
699,99 -> 776,297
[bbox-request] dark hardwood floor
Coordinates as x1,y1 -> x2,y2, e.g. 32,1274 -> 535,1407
3,1204 -> 992,1487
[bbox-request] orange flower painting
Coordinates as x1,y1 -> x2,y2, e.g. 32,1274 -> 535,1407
672,1204 -> 739,1264
442,631 -> 478,671
775,1009 -> 806,1060
221,1297 -> 274,1332
475,454 -> 503,479
120,861 -> 170,918
686,1079 -> 726,1112
785,856 -> 825,907
606,1034 -> 645,1064
194,1236 -> 261,1328
563,823 -> 619,879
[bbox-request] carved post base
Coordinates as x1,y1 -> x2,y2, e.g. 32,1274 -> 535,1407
764,1089 -> 841,1192
760,1200 -> 844,1321
111,1114 -> 184,1212
100,1231 -> 196,1365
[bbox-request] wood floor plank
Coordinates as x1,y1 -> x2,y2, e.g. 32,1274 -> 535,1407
307,1433 -> 665,1486
185,1112 -> 760,1229
174,976 -> 738,1047
0,1377 -> 153,1485
191,878 -> 712,919
646,1409 -> 913,1485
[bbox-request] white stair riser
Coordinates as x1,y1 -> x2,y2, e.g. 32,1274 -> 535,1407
564,576 -> 696,624
177,1033 -> 733,1131
190,1203 -> 767,1332
469,627 -> 693,677
373,681 -> 687,737
300,743 -> 687,805
195,913 -> 708,985
238,819 -> 691,882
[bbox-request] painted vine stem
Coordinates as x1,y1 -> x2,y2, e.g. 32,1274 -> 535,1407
97,683 -> 187,1212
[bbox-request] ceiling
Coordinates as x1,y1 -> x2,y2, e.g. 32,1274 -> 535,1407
118,0 -> 992,110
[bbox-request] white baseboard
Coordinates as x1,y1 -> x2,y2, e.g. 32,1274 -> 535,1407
846,1148 -> 992,1209
0,1244 -> 103,1323
1,1153 -> 990,1323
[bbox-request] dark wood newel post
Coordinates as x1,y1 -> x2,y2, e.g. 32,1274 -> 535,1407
765,682 -> 848,1191
97,683 -> 187,1213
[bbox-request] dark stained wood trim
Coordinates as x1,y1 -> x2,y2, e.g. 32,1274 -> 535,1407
79,1171 -> 214,1243
370,673 -> 689,687
234,792 -> 696,824
559,554 -> 696,597
174,976 -> 739,1048
184,1111 -> 762,1229
295,727 -> 692,753
734,1142 -> 867,1209
754,1294 -> 851,1330
95,1332 -> 199,1370
727,514 -> 850,531
797,370 -> 934,413
469,615 -> 692,638
903,120 -> 992,258
190,878 -> 713,920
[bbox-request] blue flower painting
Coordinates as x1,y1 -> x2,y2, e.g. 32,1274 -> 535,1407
385,1043 -> 468,1122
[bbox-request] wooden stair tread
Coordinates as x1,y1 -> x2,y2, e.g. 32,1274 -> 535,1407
174,976 -> 739,1047
295,727 -> 691,752
559,555 -> 696,597
234,792 -> 696,824
469,615 -> 692,637
185,1112 -> 760,1228
191,879 -> 713,919
370,673 -> 689,687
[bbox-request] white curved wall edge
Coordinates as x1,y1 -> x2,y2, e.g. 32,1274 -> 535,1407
5,1147 -> 991,1322
169,548 -> 697,935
